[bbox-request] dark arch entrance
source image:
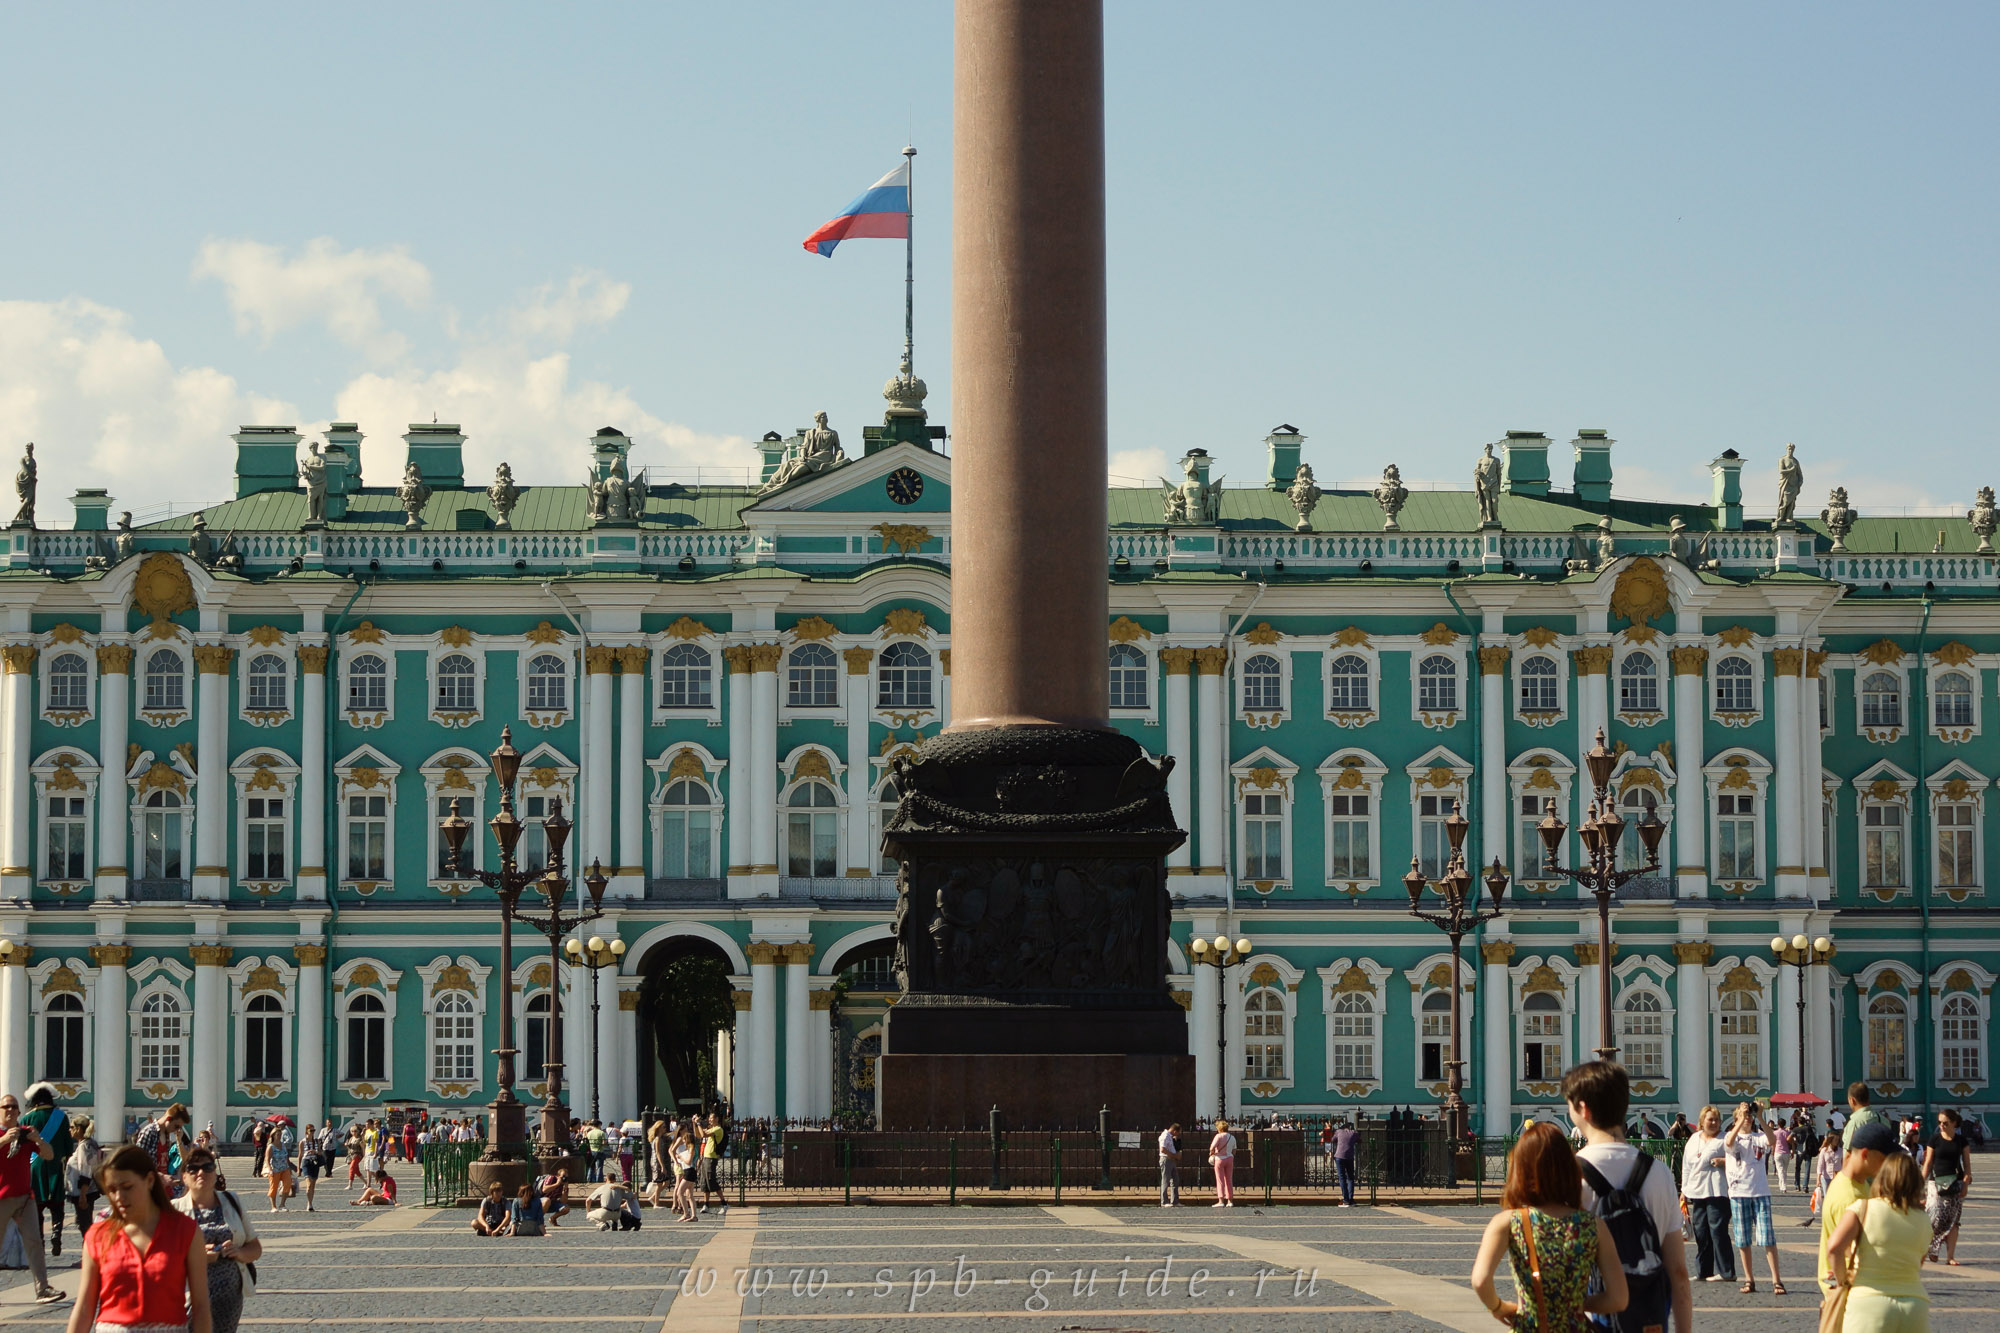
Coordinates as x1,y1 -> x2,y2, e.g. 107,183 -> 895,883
823,936 -> 897,1123
634,935 -> 737,1116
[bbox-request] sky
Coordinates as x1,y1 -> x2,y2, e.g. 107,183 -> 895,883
0,1 -> 1993,524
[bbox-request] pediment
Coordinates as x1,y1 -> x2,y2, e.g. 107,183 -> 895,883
742,441 -> 950,517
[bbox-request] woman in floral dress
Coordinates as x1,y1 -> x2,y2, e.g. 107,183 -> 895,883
173,1149 -> 260,1333
1470,1123 -> 1627,1329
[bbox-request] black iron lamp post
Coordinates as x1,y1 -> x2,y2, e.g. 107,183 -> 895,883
1401,799 -> 1509,1145
565,934 -> 626,1125
440,725 -> 612,1170
1533,727 -> 1667,1062
1770,933 -> 1833,1089
1187,932 -> 1253,1122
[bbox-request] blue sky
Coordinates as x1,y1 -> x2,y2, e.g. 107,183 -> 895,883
1,2 -> 1992,521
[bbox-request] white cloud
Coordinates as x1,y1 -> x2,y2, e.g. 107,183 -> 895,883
505,271 -> 631,342
0,298 -> 295,518
193,237 -> 431,363
1109,446 -> 1172,487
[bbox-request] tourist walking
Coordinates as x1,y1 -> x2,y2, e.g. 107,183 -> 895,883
1725,1100 -> 1785,1294
249,1122 -> 268,1181
1824,1152 -> 1931,1333
1844,1082 -> 1884,1153
23,1085 -> 74,1257
264,1121 -> 294,1211
1772,1119 -> 1792,1192
297,1124 -> 322,1212
65,1145 -> 208,1333
670,1125 -> 698,1221
697,1115 -> 728,1216
1208,1120 -> 1236,1208
1680,1105 -> 1734,1282
1921,1109 -> 1971,1265
345,1125 -> 363,1188
505,1184 -> 545,1237
1157,1123 -> 1180,1206
0,1092 -> 65,1304
133,1103 -> 190,1190
1469,1122 -> 1628,1329
473,1182 -> 508,1236
64,1116 -> 103,1243
175,1148 -> 262,1333
1818,1118 -> 1898,1299
1811,1126 -> 1843,1226
1333,1120 -> 1358,1207
1564,1061 -> 1692,1333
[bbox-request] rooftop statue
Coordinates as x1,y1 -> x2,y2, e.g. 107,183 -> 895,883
1596,515 -> 1616,569
1972,486 -> 1998,555
1775,442 -> 1803,527
489,463 -> 520,530
399,461 -> 432,531
300,442 -> 328,527
114,512 -> 135,563
1372,464 -> 1408,532
1821,487 -> 1855,552
1161,453 -> 1223,525
589,453 -> 643,523
1474,442 -> 1501,527
1285,463 -> 1321,532
11,443 -> 34,529
760,411 -> 845,493
188,513 -> 213,566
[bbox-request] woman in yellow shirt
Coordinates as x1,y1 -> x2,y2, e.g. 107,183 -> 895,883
1826,1153 -> 1931,1333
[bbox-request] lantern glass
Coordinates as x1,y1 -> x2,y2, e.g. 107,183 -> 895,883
490,726 -> 522,794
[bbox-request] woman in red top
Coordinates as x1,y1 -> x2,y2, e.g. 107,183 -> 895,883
65,1144 -> 211,1333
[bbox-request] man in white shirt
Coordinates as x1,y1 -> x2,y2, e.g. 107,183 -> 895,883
1563,1061 -> 1693,1332
1723,1100 -> 1783,1293
1157,1123 -> 1180,1207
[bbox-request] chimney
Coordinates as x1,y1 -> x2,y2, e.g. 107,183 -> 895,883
232,425 -> 302,499
1500,430 -> 1551,496
1710,450 -> 1744,529
1572,429 -> 1614,505
590,426 -> 632,482
1264,424 -> 1304,491
759,431 -> 789,485
404,422 -> 466,489
70,489 -> 112,531
321,424 -> 364,520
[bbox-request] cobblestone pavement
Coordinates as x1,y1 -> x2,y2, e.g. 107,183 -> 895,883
0,1187 -> 1987,1330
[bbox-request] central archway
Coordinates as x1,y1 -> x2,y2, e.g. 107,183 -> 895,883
632,935 -> 738,1116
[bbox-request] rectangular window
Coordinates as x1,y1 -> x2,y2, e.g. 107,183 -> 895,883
1718,1000 -> 1761,1079
1244,793 -> 1284,879
520,794 -> 550,873
346,1015 -> 385,1082
1716,793 -> 1757,879
1521,1012 -> 1562,1082
432,1014 -> 478,1082
1421,1008 -> 1449,1082
1517,793 -> 1550,881
435,796 -> 466,877
660,807 -> 713,880
1863,803 -> 1905,887
44,795 -> 85,880
244,1013 -> 285,1081
245,796 -> 286,880
1938,803 -> 1977,888
42,1007 -> 84,1081
345,794 -> 387,880
1326,793 -> 1370,879
1417,794 -> 1452,880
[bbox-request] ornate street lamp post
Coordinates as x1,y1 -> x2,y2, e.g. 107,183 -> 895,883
1534,728 -> 1667,1062
566,935 -> 626,1125
1188,933 -> 1253,1122
441,726 -> 611,1174
1770,933 -> 1833,1090
1401,799 -> 1509,1146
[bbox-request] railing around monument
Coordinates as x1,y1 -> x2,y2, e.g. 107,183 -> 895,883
421,1138 -> 485,1206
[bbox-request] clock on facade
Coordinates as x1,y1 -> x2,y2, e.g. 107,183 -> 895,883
885,467 -> 925,505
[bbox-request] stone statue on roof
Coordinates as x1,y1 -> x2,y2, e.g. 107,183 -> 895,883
1161,453 -> 1223,525
11,443 -> 34,529
1821,487 -> 1855,552
760,411 -> 845,493
1474,442 -> 1501,527
1775,442 -> 1803,527
114,512 -> 135,563
1595,515 -> 1616,569
488,463 -> 519,530
1971,486 -> 1997,555
188,513 -> 213,566
399,460 -> 431,531
1372,464 -> 1408,532
1285,463 -> 1321,533
300,442 -> 328,527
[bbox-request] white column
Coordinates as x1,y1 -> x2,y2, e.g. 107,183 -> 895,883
1195,648 -> 1226,876
97,647 -> 132,900
297,646 -> 327,900
1482,941 -> 1513,1137
615,647 -> 646,897
937,649 -> 952,729
1224,981 -> 1243,1119
1676,940 -> 1711,1116
811,993 -> 834,1119
1479,644 -> 1507,870
1575,643 -> 1609,788
595,962 -> 621,1122
725,648 -> 752,885
843,649 -> 873,876
748,944 -> 778,1119
1672,646 -> 1707,897
617,986 -> 640,1125
90,943 -> 129,1141
1163,650 -> 1193,875
565,961 -> 593,1120
191,646 -> 230,900
293,943 -> 325,1130
719,1018 -> 739,1112
584,649 -> 615,875
190,945 -> 230,1137
0,645 -> 34,897
1808,957 -> 1834,1103
1802,653 -> 1827,899
1576,934 -> 1602,1066
1772,648 -> 1805,897
0,951 -> 29,1101
1189,959 -> 1218,1120
783,944 -> 812,1122
1775,955 -> 1802,1093
749,647 -> 780,885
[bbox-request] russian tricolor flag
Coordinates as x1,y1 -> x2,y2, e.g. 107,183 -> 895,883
802,162 -> 910,257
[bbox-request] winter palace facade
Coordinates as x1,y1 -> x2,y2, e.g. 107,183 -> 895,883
0,392 -> 1996,1141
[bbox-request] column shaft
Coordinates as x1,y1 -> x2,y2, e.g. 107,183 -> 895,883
1,647 -> 35,893
585,653 -> 615,874
1195,654 -> 1226,874
565,963 -> 593,1120
1775,956 -> 1802,1094
294,945 -> 326,1129
192,647 -> 231,899
297,647 -> 327,899
97,649 -> 132,898
190,948 -> 230,1137
1162,651 -> 1193,873
1808,960 -> 1833,1102
91,946 -> 129,1141
1672,648 -> 1707,897
616,649 -> 646,893
1479,646 -> 1507,869
595,963 -> 621,1123
749,651 -> 779,876
1772,656 -> 1805,896
1676,948 -> 1711,1116
0,960 -> 28,1099
1482,947 -> 1513,1137
783,950 -> 812,1121
1802,654 -> 1827,898
749,953 -> 778,1119
844,649 -> 873,875
725,649 -> 752,878
1189,961 -> 1218,1119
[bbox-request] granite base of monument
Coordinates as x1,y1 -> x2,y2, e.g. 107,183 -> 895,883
878,1052 -> 1194,1131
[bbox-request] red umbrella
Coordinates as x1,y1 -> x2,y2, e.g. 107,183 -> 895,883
1768,1093 -> 1828,1108
264,1114 -> 295,1126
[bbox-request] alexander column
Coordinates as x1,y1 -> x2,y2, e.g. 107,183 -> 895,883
879,0 -> 1192,1130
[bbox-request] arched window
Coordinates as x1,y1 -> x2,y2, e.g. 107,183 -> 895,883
1618,654 -> 1659,713
138,992 -> 183,1083
1861,672 -> 1900,729
1417,655 -> 1457,713
1619,989 -> 1666,1079
1935,672 -> 1974,729
244,993 -> 284,1081
1942,993 -> 1983,1083
523,992 -> 551,1084
785,781 -> 839,877
1718,985 -> 1762,1080
1243,988 -> 1285,1080
1243,654 -> 1283,712
1519,657 -> 1558,714
431,992 -> 478,1083
1521,991 -> 1563,1081
42,992 -> 83,1081
435,654 -> 477,712
1866,993 -> 1909,1082
344,992 -> 386,1082
347,654 -> 387,712
141,789 -> 183,880
1419,989 -> 1451,1082
1108,644 -> 1149,710
143,650 -> 184,712
1330,991 -> 1374,1082
657,778 -> 715,880
1714,658 -> 1755,713
47,653 -> 88,712
247,654 -> 288,712
787,644 -> 838,708
526,653 -> 568,712
1328,655 -> 1370,712
658,644 -> 711,710
1863,799 -> 1905,887
1619,788 -> 1660,871
877,642 -> 934,710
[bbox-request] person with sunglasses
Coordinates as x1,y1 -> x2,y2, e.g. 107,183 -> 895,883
173,1151 -> 261,1333
0,1093 -> 65,1304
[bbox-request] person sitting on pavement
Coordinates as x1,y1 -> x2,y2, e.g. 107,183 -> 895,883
505,1184 -> 545,1237
350,1169 -> 396,1206
586,1181 -> 642,1231
472,1181 -> 509,1236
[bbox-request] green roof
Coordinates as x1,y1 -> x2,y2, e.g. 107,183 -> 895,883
142,485 -> 761,534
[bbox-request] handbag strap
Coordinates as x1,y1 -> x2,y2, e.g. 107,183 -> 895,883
1517,1207 -> 1550,1330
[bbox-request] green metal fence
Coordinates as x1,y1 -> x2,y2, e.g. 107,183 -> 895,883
421,1140 -> 483,1206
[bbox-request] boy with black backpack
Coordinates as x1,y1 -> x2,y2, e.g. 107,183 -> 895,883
1563,1061 -> 1693,1333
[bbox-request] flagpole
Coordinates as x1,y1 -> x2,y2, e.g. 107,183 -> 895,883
903,144 -> 916,372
